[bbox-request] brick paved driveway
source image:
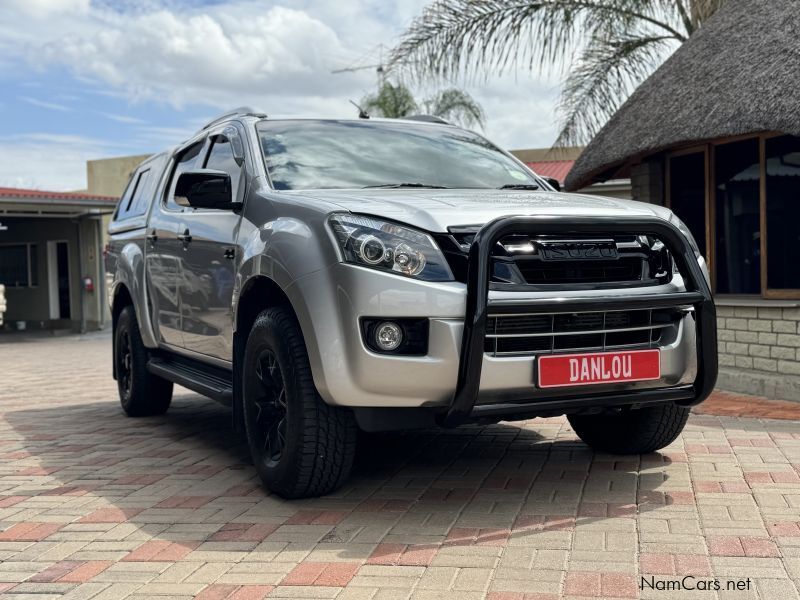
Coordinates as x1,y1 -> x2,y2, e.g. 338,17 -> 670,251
1,333 -> 799,600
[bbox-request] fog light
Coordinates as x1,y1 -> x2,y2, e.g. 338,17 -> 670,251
374,321 -> 403,351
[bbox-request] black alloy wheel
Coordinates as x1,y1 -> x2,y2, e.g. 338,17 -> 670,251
114,305 -> 172,416
251,349 -> 288,466
241,307 -> 357,498
117,328 -> 133,398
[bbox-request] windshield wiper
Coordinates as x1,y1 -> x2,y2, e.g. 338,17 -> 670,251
498,183 -> 540,190
363,182 -> 450,189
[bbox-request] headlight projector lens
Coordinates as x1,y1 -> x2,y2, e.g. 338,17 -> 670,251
357,235 -> 386,265
393,243 -> 426,276
374,321 -> 403,351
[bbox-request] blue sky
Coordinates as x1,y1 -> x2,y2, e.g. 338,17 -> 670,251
0,0 -> 559,190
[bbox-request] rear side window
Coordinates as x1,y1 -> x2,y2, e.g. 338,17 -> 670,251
115,168 -> 151,220
165,142 -> 204,210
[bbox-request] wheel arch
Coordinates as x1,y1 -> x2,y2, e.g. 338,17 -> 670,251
232,275 -> 300,432
110,283 -> 134,381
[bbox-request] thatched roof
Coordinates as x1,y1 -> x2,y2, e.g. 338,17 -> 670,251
565,0 -> 800,191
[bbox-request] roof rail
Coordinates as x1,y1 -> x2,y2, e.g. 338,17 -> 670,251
404,114 -> 450,125
201,106 -> 267,131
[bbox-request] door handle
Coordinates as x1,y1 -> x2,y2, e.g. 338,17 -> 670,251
223,247 -> 235,260
177,229 -> 192,244
146,230 -> 158,243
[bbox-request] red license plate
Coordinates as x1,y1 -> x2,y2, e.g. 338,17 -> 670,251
537,349 -> 661,388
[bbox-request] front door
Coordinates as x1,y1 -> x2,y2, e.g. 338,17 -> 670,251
146,141 -> 204,348
178,132 -> 243,361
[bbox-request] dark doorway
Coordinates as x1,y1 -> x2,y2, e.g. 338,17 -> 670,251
56,242 -> 70,320
669,151 -> 707,258
48,240 -> 71,320
714,139 -> 761,295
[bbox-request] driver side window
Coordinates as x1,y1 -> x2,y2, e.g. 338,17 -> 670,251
165,141 -> 203,210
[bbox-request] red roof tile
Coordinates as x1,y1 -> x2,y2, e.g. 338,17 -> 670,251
526,160 -> 575,183
0,187 -> 117,202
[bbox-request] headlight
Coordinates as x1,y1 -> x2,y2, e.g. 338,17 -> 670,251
328,214 -> 453,281
668,213 -> 701,258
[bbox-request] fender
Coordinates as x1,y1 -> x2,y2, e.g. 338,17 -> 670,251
111,240 -> 159,348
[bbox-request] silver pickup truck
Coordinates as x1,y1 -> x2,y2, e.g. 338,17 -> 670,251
106,108 -> 717,498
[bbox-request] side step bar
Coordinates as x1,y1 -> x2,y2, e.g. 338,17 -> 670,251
147,356 -> 233,406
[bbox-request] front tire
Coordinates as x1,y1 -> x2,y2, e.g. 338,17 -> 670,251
567,403 -> 690,454
115,306 -> 172,416
242,307 -> 357,498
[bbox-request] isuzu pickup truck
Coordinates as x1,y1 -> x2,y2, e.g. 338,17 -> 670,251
106,108 -> 717,498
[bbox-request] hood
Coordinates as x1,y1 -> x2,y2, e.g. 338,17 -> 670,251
287,189 -> 670,232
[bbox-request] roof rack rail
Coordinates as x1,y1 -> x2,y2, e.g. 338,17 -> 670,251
404,115 -> 450,125
201,106 -> 267,131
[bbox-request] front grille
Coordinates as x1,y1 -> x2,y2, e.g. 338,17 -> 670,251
435,231 -> 673,288
514,256 -> 644,285
484,308 -> 683,356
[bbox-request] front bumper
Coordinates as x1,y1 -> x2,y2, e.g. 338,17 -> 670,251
287,216 -> 717,422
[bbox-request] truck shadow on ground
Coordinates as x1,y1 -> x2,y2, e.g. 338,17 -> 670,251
3,390 -> 680,560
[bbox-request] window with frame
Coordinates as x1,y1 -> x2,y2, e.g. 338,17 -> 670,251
668,151 -> 707,257
714,139 -> 761,295
667,133 -> 800,299
117,168 -> 151,219
0,244 -> 38,287
165,142 -> 204,210
765,135 -> 800,292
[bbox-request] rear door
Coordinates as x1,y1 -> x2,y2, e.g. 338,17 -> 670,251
145,141 -> 204,348
177,125 -> 245,361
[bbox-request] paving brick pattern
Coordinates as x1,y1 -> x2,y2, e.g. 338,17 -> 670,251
1,332 -> 799,599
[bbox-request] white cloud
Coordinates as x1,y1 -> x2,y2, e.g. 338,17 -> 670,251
0,0 -> 562,190
14,4 -> 369,109
3,0 -> 89,18
0,134 -> 117,191
100,112 -> 146,124
20,96 -> 72,112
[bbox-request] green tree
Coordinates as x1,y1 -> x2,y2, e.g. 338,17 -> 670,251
360,81 -> 486,129
389,0 -> 725,146
422,88 -> 486,129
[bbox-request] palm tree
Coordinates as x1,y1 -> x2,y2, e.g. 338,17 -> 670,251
422,88 -> 486,129
361,82 -> 419,119
360,81 -> 486,129
389,0 -> 726,147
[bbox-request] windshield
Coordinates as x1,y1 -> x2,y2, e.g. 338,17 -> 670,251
257,119 -> 542,190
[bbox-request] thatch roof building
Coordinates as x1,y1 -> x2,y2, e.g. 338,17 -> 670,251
562,0 -> 800,402
566,0 -> 800,190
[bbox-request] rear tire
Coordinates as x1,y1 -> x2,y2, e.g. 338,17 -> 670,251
242,307 -> 357,498
115,306 -> 172,416
567,403 -> 690,454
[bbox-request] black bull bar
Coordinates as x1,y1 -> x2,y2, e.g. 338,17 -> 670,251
441,215 -> 718,427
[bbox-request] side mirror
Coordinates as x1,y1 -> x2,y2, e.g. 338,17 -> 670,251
175,169 -> 233,210
543,176 -> 561,191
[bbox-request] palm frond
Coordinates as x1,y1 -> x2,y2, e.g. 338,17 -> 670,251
388,0 -> 687,84
422,88 -> 487,128
387,0 -> 728,146
554,32 -> 675,146
689,0 -> 726,30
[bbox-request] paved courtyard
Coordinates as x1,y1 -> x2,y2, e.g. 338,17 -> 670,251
1,332 -> 799,600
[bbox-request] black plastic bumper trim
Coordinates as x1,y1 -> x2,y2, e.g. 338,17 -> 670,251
441,215 -> 718,427
468,385 -> 696,421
